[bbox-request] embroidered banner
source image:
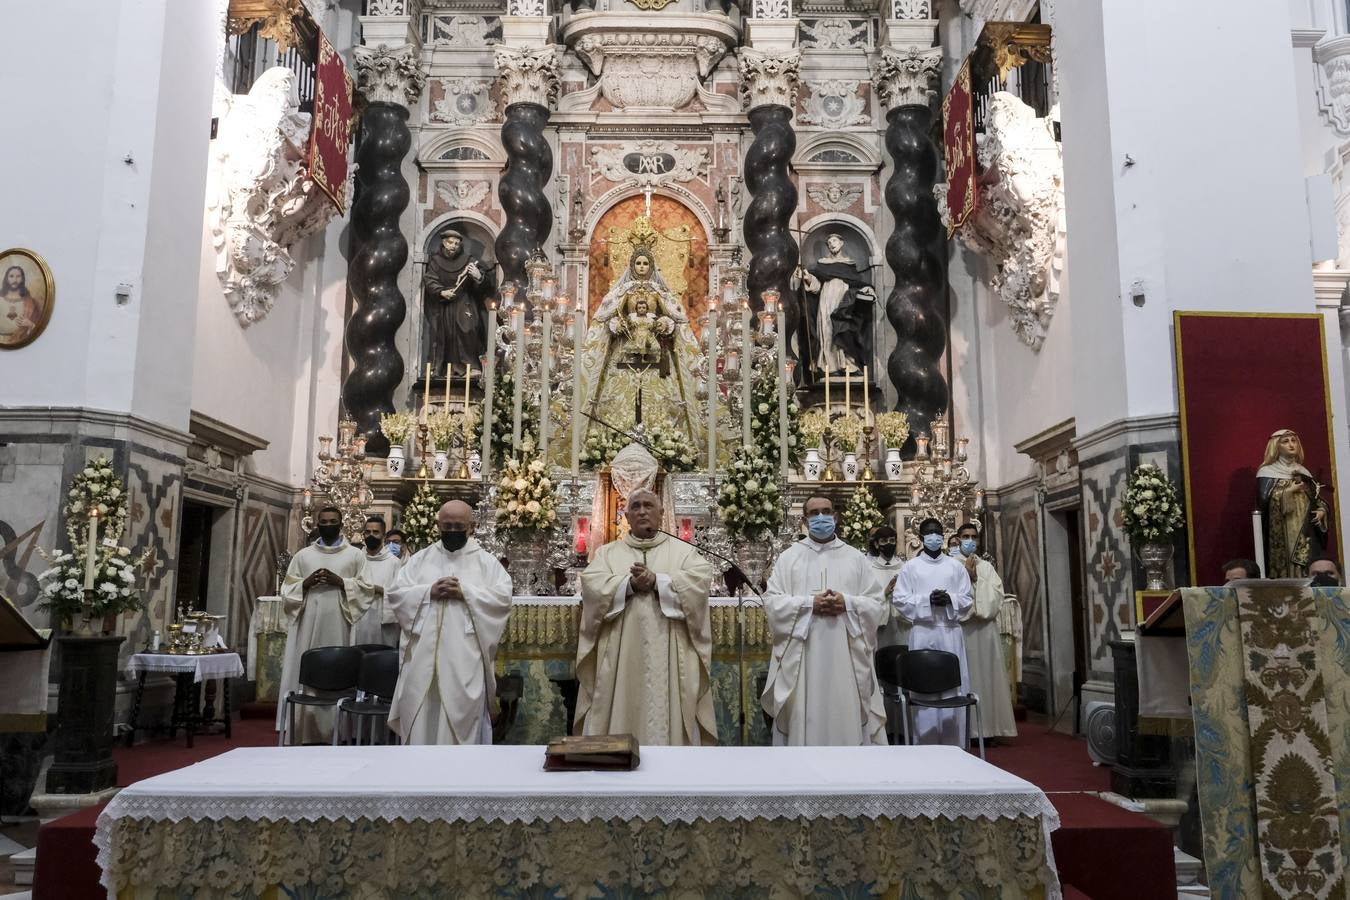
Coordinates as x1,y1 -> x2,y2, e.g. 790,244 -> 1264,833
942,58 -> 977,235
308,29 -> 353,212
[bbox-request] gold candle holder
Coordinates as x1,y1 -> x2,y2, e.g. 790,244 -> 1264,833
415,421 -> 431,480
861,424 -> 877,481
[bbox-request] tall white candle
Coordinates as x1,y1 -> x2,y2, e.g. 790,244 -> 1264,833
512,308 -> 525,452
775,302 -> 790,480
83,510 -> 98,591
481,303 -> 497,475
740,297 -> 752,447
539,308 -> 552,457
421,363 -> 432,424
571,300 -> 585,477
706,301 -> 718,468
1252,510 -> 1266,575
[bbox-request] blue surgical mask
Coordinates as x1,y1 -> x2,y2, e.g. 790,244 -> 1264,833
922,533 -> 944,552
386,542 -> 402,558
948,546 -> 961,557
807,514 -> 836,541
959,538 -> 977,557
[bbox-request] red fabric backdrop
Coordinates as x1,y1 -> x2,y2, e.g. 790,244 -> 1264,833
1175,312 -> 1340,584
942,58 -> 976,235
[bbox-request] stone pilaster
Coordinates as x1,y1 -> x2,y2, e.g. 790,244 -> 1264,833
738,47 -> 800,314
342,42 -> 426,455
493,44 -> 560,288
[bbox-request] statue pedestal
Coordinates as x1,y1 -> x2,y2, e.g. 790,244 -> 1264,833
46,635 -> 125,795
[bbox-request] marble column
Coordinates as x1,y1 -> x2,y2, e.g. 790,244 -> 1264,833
343,43 -> 426,454
738,48 -> 801,312
872,45 -> 943,456
494,46 -> 560,289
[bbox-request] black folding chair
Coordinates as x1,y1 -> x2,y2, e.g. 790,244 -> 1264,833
898,648 -> 984,759
873,644 -> 909,745
334,649 -> 401,746
279,646 -> 363,746
353,643 -> 396,655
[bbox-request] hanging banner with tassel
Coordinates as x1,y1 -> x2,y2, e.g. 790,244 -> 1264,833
308,28 -> 354,212
942,57 -> 977,235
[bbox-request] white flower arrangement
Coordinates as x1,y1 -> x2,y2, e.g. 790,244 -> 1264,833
379,411 -> 416,448
645,421 -> 698,473
799,409 -> 829,450
831,411 -> 865,455
839,485 -> 884,549
716,448 -> 783,540
1121,463 -> 1185,544
495,454 -> 558,535
875,411 -> 911,451
39,456 -> 151,627
427,410 -> 460,452
579,427 -> 628,469
749,370 -> 803,467
401,481 -> 442,550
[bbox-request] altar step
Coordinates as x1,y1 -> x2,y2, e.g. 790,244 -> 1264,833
1048,792 -> 1176,900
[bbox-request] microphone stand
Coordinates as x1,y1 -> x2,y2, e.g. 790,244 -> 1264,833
660,528 -> 764,746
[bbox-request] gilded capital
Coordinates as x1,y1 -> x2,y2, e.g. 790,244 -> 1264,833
871,46 -> 941,110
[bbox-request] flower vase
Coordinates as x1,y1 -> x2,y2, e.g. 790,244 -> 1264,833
842,453 -> 859,482
505,530 -> 555,597
432,450 -> 450,480
803,448 -> 823,481
387,446 -> 406,478
1138,542 -> 1174,591
468,451 -> 482,480
885,448 -> 903,480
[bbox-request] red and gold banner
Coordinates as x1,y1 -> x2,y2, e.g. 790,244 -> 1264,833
942,58 -> 977,235
308,29 -> 353,212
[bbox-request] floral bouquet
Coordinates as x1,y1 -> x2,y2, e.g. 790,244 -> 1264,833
579,427 -> 629,469
799,409 -> 829,450
427,410 -> 460,452
38,456 -> 152,630
716,448 -> 783,540
490,367 -> 537,466
646,421 -> 699,473
831,411 -> 865,455
401,481 -> 442,550
379,411 -> 416,451
875,411 -> 911,451
495,455 -> 559,536
839,485 -> 884,549
749,370 -> 803,468
1121,463 -> 1185,544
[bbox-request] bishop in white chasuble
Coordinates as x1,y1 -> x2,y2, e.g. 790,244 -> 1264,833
387,501 -> 513,745
762,496 -> 888,746
576,489 -> 717,746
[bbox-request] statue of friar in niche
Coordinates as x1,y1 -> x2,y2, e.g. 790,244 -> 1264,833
790,233 -> 876,377
422,227 -> 497,376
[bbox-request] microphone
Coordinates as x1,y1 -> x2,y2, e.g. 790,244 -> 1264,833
658,528 -> 764,600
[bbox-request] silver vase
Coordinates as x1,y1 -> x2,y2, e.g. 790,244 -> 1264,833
505,530 -> 556,597
1138,542 -> 1174,591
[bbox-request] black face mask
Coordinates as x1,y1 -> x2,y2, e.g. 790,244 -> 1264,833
1310,572 -> 1339,587
441,530 -> 469,552
364,535 -> 383,552
317,523 -> 342,543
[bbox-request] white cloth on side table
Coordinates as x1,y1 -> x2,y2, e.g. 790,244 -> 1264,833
125,652 -> 245,683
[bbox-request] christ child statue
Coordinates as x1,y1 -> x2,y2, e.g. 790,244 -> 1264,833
624,296 -> 661,362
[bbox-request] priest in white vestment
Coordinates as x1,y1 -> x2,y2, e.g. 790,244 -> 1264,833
387,500 -> 513,745
353,515 -> 403,647
866,525 -> 907,650
576,489 -> 717,745
894,517 -> 974,746
955,523 -> 1017,739
391,499 -> 515,744
762,496 -> 888,746
276,507 -> 377,742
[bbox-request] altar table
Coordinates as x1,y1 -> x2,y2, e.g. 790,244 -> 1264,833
95,744 -> 1062,899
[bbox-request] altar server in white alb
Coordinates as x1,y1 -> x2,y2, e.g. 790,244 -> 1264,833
894,517 -> 974,746
762,496 -> 888,746
276,507 -> 378,742
387,500 -> 513,745
576,489 -> 718,745
353,515 -> 403,647
954,523 -> 1017,740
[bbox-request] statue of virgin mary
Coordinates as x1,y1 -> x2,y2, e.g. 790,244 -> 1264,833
576,247 -> 704,448
1257,428 -> 1329,578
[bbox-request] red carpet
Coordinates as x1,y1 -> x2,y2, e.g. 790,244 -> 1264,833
45,719 -> 1173,898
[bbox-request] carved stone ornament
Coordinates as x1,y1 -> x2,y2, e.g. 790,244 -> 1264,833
364,0 -> 407,14
208,69 -> 343,327
800,19 -> 868,50
738,47 -> 801,111
806,181 -> 863,211
891,0 -> 931,17
436,179 -> 491,210
1316,35 -> 1350,136
800,80 -> 869,127
493,44 -> 561,109
870,45 -> 941,110
935,92 -> 1064,350
428,14 -> 501,47
751,0 -> 791,18
430,78 -> 494,125
354,43 -> 427,107
958,0 -> 1039,21
590,140 -> 710,188
564,16 -> 737,111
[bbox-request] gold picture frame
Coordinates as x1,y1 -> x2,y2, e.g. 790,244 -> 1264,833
0,248 -> 54,350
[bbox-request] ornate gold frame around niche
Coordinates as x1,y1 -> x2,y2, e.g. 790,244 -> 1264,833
603,215 -> 696,300
0,247 -> 55,351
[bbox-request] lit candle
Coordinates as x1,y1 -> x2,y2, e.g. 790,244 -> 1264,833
83,509 -> 99,591
740,297 -> 752,447
463,370 -> 472,457
512,307 -> 525,451
422,363 -> 432,424
975,489 -> 986,509
679,517 -> 694,542
957,437 -> 969,461
863,366 -> 870,424
539,306 -> 552,457
845,373 -> 851,415
571,299 -> 585,477
916,435 -> 929,458
706,299 -> 718,468
542,277 -> 556,302
825,369 -> 831,415
444,364 -> 452,408
481,301 -> 497,477
575,516 -> 589,556
775,298 -> 790,480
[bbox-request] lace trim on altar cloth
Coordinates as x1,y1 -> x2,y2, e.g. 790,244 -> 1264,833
96,812 -> 1062,899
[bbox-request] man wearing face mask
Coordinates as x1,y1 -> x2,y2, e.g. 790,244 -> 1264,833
386,500 -> 513,745
894,518 -> 974,746
276,507 -> 378,742
761,496 -> 888,746
353,515 -> 404,647
1309,557 -> 1341,587
867,525 -> 907,650
954,523 -> 1017,741
384,529 -> 407,560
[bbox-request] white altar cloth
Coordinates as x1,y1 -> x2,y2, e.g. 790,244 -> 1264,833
125,652 -> 244,684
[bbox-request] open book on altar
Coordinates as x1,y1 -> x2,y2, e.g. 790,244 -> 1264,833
544,734 -> 641,772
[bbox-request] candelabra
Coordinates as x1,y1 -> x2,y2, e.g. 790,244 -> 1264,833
906,414 -> 984,549
301,417 -> 375,538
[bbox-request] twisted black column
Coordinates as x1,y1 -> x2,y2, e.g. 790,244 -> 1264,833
495,102 -> 553,289
743,105 -> 798,313
883,104 -> 946,455
342,102 -> 412,456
